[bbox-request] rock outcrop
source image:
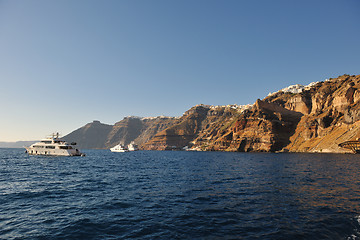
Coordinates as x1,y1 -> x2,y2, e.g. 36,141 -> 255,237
142,105 -> 209,150
186,99 -> 302,152
142,74 -> 360,153
105,117 -> 144,147
284,74 -> 360,153
63,117 -> 176,149
65,74 -> 360,153
63,120 -> 113,149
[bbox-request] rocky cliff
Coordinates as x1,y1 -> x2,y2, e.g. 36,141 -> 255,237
63,120 -> 113,149
141,105 -> 210,150
105,116 -> 177,148
194,99 -> 303,152
283,74 -> 360,153
143,74 -> 360,153
65,74 -> 360,153
63,117 -> 177,149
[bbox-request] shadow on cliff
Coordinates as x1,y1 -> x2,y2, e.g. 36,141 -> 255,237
234,99 -> 304,152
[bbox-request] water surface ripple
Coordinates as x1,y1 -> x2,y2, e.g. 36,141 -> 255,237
1,149 -> 360,239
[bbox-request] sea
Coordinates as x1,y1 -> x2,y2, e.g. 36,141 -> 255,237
1,149 -> 360,240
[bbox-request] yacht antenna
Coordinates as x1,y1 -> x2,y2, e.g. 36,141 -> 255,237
51,132 -> 60,138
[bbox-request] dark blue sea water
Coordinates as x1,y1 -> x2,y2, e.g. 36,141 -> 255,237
1,149 -> 360,240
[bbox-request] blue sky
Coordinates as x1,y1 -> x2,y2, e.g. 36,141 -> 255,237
0,0 -> 359,141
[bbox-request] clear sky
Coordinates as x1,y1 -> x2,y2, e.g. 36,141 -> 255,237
0,0 -> 359,141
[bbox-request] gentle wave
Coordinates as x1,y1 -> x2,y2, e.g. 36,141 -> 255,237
1,149 -> 360,239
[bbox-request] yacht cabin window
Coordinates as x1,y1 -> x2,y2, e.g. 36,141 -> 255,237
59,146 -> 73,149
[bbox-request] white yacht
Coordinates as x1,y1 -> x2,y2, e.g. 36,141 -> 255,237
127,142 -> 139,151
25,133 -> 85,156
110,143 -> 129,152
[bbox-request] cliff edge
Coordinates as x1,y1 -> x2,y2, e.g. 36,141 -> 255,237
65,74 -> 360,153
143,74 -> 360,153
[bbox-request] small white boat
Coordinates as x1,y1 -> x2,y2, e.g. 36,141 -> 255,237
25,133 -> 85,156
110,143 -> 129,152
127,142 -> 139,151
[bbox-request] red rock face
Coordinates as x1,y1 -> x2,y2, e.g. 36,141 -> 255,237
65,74 -> 360,153
142,105 -> 210,150
63,117 -> 177,149
279,74 -> 360,152
197,100 -> 303,152
142,74 -> 360,153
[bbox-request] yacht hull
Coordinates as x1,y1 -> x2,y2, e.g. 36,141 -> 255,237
25,147 -> 85,156
110,149 -> 129,152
